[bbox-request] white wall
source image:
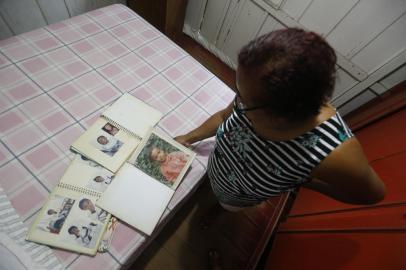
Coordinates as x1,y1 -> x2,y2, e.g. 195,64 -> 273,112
184,0 -> 406,115
0,0 -> 126,39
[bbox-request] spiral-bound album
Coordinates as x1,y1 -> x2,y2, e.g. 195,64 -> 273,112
70,93 -> 163,173
26,155 -> 116,255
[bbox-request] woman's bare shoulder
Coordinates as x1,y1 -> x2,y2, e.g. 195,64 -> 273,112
310,137 -> 385,203
311,137 -> 368,179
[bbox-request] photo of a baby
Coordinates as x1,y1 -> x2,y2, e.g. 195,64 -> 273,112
101,123 -> 119,136
93,134 -> 123,157
134,133 -> 189,187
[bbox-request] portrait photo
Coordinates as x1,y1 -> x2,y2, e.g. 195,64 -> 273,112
101,123 -> 119,136
65,220 -> 103,249
133,133 -> 190,187
77,197 -> 108,223
85,172 -> 114,193
91,133 -> 123,157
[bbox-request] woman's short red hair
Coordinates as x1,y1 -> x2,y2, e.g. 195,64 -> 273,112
238,28 -> 336,121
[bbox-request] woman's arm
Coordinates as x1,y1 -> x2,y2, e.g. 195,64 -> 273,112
175,102 -> 234,147
306,138 -> 386,205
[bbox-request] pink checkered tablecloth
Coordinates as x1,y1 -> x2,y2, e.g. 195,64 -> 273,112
0,4 -> 234,269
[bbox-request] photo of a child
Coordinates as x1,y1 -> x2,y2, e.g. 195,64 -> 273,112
85,174 -> 114,193
66,221 -> 102,249
93,134 -> 123,157
36,196 -> 75,234
134,133 -> 189,187
101,123 -> 119,136
78,198 -> 108,223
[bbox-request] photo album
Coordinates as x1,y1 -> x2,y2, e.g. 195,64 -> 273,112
26,93 -> 196,254
26,155 -> 115,256
96,128 -> 196,235
71,93 -> 163,173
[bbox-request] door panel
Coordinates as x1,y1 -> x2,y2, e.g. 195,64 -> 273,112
266,232 -> 406,270
280,205 -> 406,231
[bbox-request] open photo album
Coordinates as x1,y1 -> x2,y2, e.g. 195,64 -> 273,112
27,93 -> 196,253
96,128 -> 196,235
71,93 -> 163,173
26,155 -> 115,256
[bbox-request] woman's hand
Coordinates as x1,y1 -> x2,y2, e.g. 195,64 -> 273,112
174,101 -> 234,148
174,134 -> 193,148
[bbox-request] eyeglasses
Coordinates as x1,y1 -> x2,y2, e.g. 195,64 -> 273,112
234,89 -> 269,113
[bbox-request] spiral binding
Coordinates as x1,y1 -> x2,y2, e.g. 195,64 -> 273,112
58,182 -> 101,198
102,116 -> 142,141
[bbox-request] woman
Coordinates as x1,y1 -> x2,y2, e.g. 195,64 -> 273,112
176,28 -> 385,212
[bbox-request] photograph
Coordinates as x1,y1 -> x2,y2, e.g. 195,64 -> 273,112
99,217 -> 118,252
36,195 -> 75,234
75,154 -> 100,168
77,198 -> 108,223
91,133 -> 123,157
85,173 -> 115,193
133,133 -> 190,187
101,123 -> 119,136
66,220 -> 103,249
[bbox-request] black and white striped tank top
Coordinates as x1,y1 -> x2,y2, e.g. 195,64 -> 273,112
207,100 -> 354,207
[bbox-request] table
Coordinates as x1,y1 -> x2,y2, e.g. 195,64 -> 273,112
0,4 -> 234,269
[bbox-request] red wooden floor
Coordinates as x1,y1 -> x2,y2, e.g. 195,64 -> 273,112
265,105 -> 406,270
